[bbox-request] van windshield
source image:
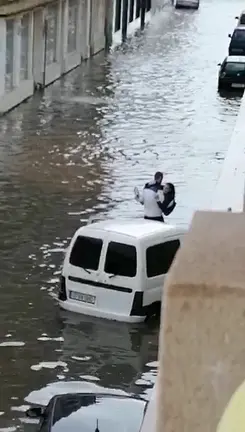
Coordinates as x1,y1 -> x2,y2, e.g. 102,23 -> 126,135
224,62 -> 245,75
232,29 -> 245,41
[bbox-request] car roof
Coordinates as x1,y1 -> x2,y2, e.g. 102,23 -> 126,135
49,393 -> 146,432
226,55 -> 245,63
77,219 -> 186,239
234,25 -> 245,31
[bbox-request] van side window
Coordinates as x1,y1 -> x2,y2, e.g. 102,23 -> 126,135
104,242 -> 137,277
70,236 -> 103,270
146,240 -> 180,277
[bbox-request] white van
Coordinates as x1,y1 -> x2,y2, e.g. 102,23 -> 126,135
59,219 -> 186,323
174,0 -> 199,9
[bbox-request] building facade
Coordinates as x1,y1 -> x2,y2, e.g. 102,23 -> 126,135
0,0 -> 152,114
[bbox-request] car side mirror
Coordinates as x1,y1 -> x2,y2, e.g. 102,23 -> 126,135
228,34 -> 231,38
26,407 -> 44,418
235,16 -> 239,19
217,63 -> 221,66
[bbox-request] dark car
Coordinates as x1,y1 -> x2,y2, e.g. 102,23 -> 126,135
235,11 -> 245,27
217,56 -> 245,90
228,26 -> 245,55
26,392 -> 147,432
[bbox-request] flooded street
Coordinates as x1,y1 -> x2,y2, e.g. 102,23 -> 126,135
0,0 -> 243,430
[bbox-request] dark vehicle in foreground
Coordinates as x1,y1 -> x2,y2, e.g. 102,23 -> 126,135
228,26 -> 245,55
26,392 -> 147,432
218,56 -> 245,91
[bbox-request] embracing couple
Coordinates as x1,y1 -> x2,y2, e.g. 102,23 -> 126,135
134,171 -> 176,223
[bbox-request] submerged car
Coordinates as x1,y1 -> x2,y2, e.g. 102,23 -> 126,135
218,56 -> 245,90
58,218 -> 186,323
26,392 -> 147,432
228,26 -> 245,55
174,0 -> 199,9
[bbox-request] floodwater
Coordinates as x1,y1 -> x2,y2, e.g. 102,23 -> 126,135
0,0 -> 243,430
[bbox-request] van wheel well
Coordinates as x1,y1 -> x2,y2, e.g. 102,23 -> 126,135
144,301 -> 161,323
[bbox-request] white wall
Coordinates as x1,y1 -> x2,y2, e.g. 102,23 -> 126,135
211,93 -> 245,213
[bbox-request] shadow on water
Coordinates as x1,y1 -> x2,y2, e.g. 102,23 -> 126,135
0,0 -> 244,430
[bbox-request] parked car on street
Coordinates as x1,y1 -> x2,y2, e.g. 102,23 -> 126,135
235,10 -> 245,26
26,392 -> 147,432
228,26 -> 245,55
174,0 -> 199,9
217,56 -> 245,90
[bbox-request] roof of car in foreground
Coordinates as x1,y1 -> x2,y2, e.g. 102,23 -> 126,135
226,55 -> 245,63
78,219 -> 186,239
49,392 -> 146,432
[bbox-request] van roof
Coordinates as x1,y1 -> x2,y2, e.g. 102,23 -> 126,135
80,219 -> 185,239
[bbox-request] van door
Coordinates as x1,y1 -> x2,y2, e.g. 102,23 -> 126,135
143,236 -> 182,307
65,230 -> 108,304
99,235 -> 138,317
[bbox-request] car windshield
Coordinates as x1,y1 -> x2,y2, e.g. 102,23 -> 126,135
232,29 -> 245,40
224,62 -> 245,75
240,15 -> 245,24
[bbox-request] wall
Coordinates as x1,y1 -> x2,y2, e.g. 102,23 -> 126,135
211,93 -> 245,213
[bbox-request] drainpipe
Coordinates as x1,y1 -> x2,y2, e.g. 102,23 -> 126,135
42,18 -> 48,88
105,0 -> 113,52
140,0 -> 146,30
122,0 -> 128,43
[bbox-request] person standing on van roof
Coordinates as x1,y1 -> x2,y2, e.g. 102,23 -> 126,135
134,173 -> 176,222
134,172 -> 164,222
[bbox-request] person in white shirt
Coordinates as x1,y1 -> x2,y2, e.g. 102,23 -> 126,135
134,173 -> 176,222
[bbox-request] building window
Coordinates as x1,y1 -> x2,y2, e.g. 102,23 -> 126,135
5,19 -> 14,91
135,0 -> 140,18
129,0 -> 134,22
20,14 -> 30,81
104,242 -> 137,278
46,3 -> 58,65
146,240 -> 180,277
67,0 -> 78,53
115,0 -> 122,32
69,236 -> 103,271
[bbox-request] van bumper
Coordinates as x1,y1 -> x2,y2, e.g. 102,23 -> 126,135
58,300 -> 145,323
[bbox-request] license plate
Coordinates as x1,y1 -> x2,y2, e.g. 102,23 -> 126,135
69,290 -> 96,305
232,83 -> 245,88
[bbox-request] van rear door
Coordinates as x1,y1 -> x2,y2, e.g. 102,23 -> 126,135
99,235 -> 139,318
65,229 -> 107,306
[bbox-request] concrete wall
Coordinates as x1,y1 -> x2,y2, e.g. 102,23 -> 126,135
211,94 -> 245,213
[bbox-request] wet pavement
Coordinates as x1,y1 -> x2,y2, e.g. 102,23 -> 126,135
0,0 -> 243,430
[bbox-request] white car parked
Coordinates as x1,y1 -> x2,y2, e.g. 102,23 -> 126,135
174,0 -> 199,9
59,218 -> 186,323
